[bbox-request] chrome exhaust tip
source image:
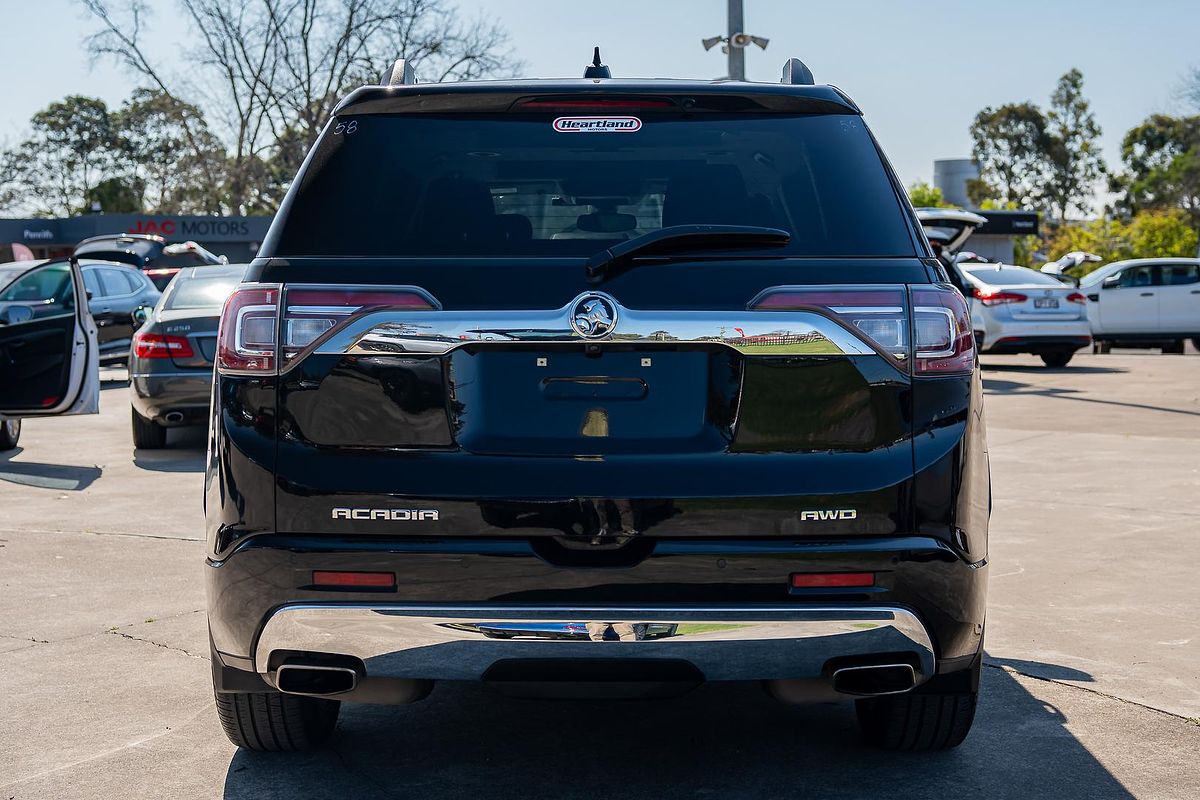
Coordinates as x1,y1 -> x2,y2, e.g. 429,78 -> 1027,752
831,663 -> 916,696
275,663 -> 359,696
163,411 -> 185,424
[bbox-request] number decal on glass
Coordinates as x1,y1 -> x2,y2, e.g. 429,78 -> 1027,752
333,120 -> 358,135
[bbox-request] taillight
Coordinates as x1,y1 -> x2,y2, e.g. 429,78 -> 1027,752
972,288 -> 1028,306
282,286 -> 435,358
751,286 -> 909,364
216,284 -> 439,375
216,284 -> 281,374
1066,292 -> 1087,304
750,284 -> 974,374
133,332 -> 194,359
912,286 -> 975,374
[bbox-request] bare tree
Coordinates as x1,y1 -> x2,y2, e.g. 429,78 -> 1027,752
81,0 -> 519,214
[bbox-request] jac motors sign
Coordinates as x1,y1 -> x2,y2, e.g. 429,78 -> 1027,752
127,218 -> 252,238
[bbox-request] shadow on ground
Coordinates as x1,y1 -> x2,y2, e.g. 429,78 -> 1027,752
0,448 -> 102,490
222,657 -> 1133,800
982,376 -> 1200,418
132,425 -> 207,473
981,363 -> 1128,376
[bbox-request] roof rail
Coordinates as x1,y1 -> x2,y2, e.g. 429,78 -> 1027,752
381,59 -> 418,86
780,58 -> 815,86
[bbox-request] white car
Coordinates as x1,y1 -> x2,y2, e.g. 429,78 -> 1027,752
1079,258 -> 1200,354
958,263 -> 1092,367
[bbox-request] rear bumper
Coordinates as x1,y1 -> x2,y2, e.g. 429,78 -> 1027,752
982,334 -> 1092,354
129,371 -> 213,423
206,534 -> 988,682
252,603 -> 936,683
976,315 -> 1091,353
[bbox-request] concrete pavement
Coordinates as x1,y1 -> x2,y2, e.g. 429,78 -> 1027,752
1,354 -> 1197,799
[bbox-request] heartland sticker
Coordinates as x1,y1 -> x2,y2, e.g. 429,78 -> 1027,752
552,116 -> 642,133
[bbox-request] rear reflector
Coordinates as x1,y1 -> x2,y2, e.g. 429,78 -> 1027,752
311,571 -> 396,589
133,332 -> 195,359
790,572 -> 875,589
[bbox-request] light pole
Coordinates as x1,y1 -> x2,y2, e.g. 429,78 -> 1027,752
727,0 -> 746,81
702,0 -> 768,80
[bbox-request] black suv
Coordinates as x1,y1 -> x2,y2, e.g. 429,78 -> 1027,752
206,56 -> 989,753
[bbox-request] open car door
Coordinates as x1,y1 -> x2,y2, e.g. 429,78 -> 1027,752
0,258 -> 100,425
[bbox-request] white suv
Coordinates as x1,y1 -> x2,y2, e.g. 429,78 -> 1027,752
1081,259 -> 1200,353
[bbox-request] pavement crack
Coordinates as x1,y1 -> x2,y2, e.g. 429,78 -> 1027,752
0,526 -> 200,542
984,660 -> 1193,722
105,629 -> 207,661
0,633 -> 51,644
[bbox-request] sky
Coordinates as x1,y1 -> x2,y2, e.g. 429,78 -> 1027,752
1,0 -> 1198,195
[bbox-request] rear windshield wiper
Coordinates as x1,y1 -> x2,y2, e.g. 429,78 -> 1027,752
585,224 -> 791,283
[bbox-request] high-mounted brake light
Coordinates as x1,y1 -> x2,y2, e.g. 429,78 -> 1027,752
517,97 -> 675,109
133,332 -> 194,359
973,288 -> 1027,306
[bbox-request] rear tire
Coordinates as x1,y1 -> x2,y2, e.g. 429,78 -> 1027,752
0,416 -> 20,451
1094,341 -> 1112,354
1191,338 -> 1200,352
131,408 -> 168,449
1162,340 -> 1185,354
1039,351 -> 1073,368
214,690 -> 340,751
855,656 -> 980,751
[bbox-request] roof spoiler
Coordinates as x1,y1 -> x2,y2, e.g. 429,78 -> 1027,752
781,58 -> 815,86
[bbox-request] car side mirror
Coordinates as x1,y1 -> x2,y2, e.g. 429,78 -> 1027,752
1102,275 -> 1120,289
0,304 -> 34,325
132,305 -> 153,326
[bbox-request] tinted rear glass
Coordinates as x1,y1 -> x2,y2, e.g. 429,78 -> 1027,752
271,114 -> 915,258
164,270 -> 246,310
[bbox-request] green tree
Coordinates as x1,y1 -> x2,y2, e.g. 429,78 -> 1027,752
85,176 -> 143,213
115,89 -> 225,214
1043,69 -> 1105,222
0,95 -> 120,216
969,102 -> 1051,210
1045,218 -> 1132,267
907,182 -> 952,208
1112,114 -> 1200,232
1125,208 -> 1199,257
1045,209 -> 1199,272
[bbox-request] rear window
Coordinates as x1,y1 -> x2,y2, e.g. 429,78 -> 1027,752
164,270 -> 246,310
271,113 -> 916,258
963,266 -> 1065,286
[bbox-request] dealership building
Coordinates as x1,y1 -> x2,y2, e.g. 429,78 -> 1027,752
0,214 -> 273,263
